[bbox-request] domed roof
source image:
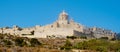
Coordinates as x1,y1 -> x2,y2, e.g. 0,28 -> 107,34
60,10 -> 68,15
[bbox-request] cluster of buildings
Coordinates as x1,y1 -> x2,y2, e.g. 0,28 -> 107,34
0,11 -> 116,39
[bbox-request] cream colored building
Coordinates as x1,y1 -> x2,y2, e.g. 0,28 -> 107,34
22,11 -> 84,38
0,11 -> 116,39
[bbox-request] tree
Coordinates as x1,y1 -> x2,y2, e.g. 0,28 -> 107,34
31,30 -> 34,35
66,36 -> 77,39
61,40 -> 72,50
3,40 -> 12,45
100,37 -> 108,40
30,38 -> 41,47
80,36 -> 87,39
15,38 -> 26,47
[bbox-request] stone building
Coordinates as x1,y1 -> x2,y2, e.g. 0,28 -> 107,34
23,11 -> 84,38
0,11 -> 116,39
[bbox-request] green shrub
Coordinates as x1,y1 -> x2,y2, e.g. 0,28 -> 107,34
3,40 -> 12,45
80,36 -> 87,39
30,38 -> 41,47
100,37 -> 108,40
61,40 -> 72,50
15,38 -> 26,47
95,46 -> 107,52
66,36 -> 77,39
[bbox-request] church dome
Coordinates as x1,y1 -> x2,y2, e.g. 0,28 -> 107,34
60,10 -> 68,15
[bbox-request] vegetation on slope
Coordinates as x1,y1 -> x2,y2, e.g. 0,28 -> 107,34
0,33 -> 41,47
61,38 -> 120,52
0,33 -> 120,52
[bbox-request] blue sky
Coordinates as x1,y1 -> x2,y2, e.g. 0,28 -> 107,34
0,0 -> 120,33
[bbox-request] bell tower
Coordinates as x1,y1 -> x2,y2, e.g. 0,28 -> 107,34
58,10 -> 68,20
57,10 -> 69,25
